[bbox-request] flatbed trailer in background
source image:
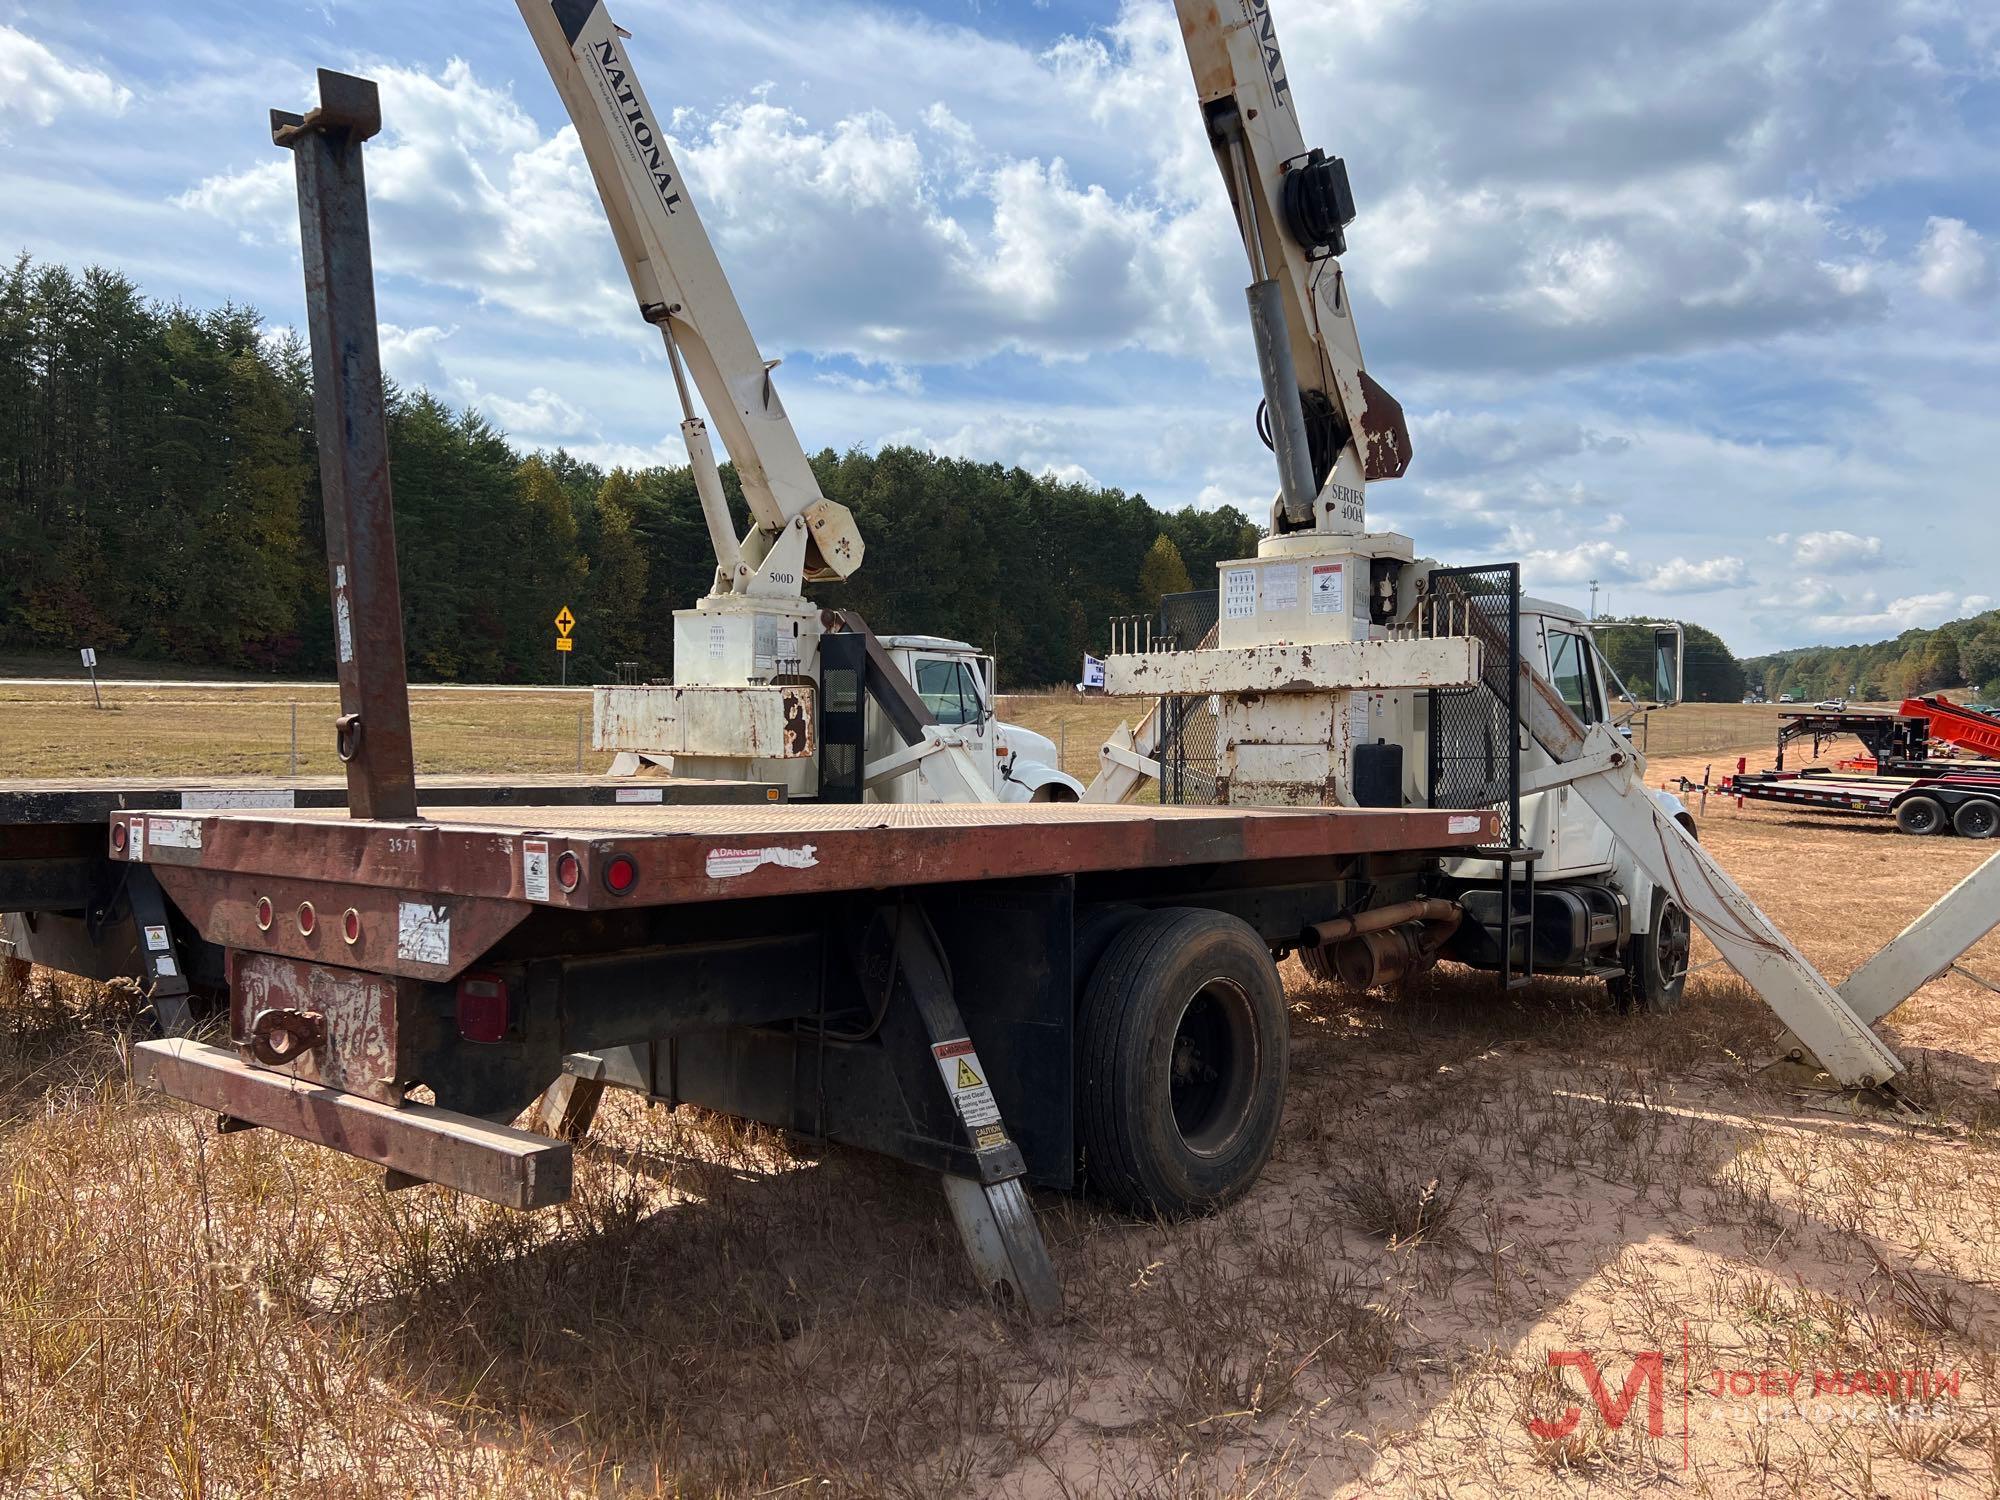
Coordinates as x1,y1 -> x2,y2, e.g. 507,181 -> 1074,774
1725,765 -> 2000,838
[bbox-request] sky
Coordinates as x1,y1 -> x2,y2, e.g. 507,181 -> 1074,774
2,0 -> 1997,656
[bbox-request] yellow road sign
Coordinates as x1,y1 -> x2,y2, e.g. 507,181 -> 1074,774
554,605 -> 576,637
555,637 -> 573,653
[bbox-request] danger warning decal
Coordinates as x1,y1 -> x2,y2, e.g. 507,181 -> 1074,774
931,1037 -> 1009,1152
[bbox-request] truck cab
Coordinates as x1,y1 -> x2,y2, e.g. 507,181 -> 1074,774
873,636 -> 1082,804
1442,597 -> 1694,1004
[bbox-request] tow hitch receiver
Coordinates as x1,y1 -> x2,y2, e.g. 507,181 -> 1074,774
133,1039 -> 571,1209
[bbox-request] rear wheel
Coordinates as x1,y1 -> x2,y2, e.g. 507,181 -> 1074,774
1954,799 -> 2000,840
1610,887 -> 1691,1013
1896,796 -> 1947,836
1078,908 -> 1288,1217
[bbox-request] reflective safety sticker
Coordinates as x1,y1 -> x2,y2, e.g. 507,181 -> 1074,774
1447,814 -> 1483,834
614,786 -> 665,803
931,1037 -> 1004,1137
397,902 -> 451,965
143,924 -> 170,952
148,817 -> 202,850
155,956 -> 177,978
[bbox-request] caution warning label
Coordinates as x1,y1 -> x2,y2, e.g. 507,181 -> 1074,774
931,1036 -> 1004,1139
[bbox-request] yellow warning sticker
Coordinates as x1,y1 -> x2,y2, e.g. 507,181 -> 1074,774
931,1037 -> 1003,1134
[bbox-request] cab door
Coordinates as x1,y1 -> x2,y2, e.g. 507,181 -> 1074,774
913,655 -> 997,791
1545,626 -> 1617,871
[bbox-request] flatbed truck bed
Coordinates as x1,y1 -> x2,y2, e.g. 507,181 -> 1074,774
0,773 -> 781,998
115,796 -> 1499,1316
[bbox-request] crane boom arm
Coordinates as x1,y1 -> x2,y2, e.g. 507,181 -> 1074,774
518,0 -> 862,588
1176,0 -> 1410,534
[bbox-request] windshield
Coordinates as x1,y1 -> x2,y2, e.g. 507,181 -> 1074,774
915,658 -> 983,725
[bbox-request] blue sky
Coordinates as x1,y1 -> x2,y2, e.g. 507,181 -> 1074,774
3,0 -> 1997,655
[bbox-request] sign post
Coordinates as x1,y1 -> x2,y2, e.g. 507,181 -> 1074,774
554,605 -> 576,685
80,647 -> 103,710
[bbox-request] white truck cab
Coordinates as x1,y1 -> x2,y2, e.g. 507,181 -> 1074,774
874,635 -> 1082,804
1442,596 -> 1695,1004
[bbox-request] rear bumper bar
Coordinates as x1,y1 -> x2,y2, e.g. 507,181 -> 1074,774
132,1039 -> 571,1209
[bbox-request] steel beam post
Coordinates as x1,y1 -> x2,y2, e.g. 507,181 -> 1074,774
274,72 -> 419,822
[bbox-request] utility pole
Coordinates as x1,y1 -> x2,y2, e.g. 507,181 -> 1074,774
1588,579 -> 1599,620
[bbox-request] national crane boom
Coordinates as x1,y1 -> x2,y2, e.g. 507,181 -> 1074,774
517,0 -> 862,598
1179,0 -> 1411,536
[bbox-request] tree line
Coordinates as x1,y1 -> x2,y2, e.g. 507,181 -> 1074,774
0,257 -> 1258,687
1742,610 -> 2000,705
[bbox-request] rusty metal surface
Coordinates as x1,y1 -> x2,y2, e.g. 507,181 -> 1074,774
1105,638 -> 1481,696
276,71 -> 418,822
111,800 -> 1502,911
154,864 -> 529,982
231,952 -> 403,1102
593,684 -> 815,759
133,1038 -> 571,1209
1356,369 -> 1411,481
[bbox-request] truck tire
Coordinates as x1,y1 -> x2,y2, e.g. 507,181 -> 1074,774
1610,887 -> 1690,1013
1078,907 -> 1288,1217
1954,799 -> 2000,840
1072,903 -> 1145,997
1896,796 -> 1947,836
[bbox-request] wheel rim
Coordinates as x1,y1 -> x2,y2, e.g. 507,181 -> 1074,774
1967,803 -> 1998,838
1657,902 -> 1691,986
1169,978 -> 1259,1157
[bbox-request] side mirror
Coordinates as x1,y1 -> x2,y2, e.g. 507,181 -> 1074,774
1652,627 -> 1684,707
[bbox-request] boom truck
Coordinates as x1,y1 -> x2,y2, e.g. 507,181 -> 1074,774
516,0 -> 1081,806
1085,0 -> 2000,1098
1,3 -> 1994,1323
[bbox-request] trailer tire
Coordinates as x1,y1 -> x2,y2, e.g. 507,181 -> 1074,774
1078,907 -> 1287,1217
1611,888 -> 1690,1014
1954,799 -> 2000,840
1896,796 -> 1947,837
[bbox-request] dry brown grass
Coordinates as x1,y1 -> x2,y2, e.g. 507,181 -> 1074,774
0,682 -> 606,779
5,722 -> 2000,1495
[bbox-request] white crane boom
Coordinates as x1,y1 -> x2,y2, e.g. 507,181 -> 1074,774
518,0 -> 862,596
1176,0 -> 1410,535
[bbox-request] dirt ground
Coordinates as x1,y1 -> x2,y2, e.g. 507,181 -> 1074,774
3,718 -> 1998,1497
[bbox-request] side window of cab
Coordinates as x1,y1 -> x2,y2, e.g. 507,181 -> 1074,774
1547,630 -> 1602,723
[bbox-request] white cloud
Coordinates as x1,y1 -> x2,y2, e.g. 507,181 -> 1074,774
1807,590 -> 1969,637
1915,216 -> 1995,301
1791,529 -> 1884,570
0,24 -> 130,128
1646,555 -> 1748,592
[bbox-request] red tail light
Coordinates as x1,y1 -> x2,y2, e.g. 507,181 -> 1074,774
457,973 -> 509,1044
555,851 -> 582,892
603,854 -> 639,895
